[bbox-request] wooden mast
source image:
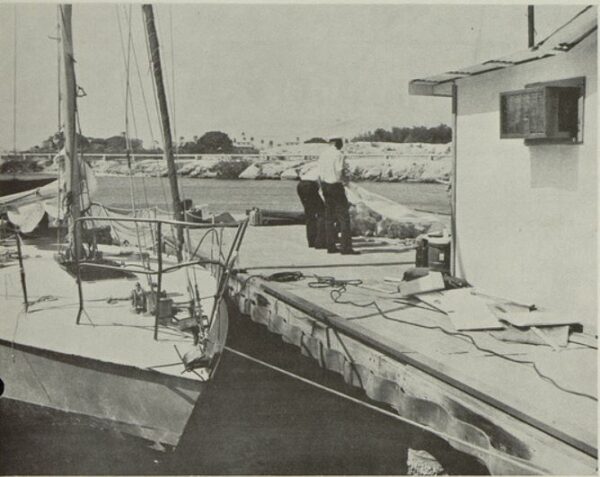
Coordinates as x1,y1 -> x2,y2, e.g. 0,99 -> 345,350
142,4 -> 184,261
59,4 -> 82,257
528,6 -> 535,48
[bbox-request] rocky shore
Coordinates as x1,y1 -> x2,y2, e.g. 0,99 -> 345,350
6,142 -> 452,184
93,142 -> 450,183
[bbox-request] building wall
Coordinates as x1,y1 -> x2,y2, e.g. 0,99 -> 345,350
455,32 -> 597,331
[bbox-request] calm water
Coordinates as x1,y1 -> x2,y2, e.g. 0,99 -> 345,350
0,312 -> 487,475
0,178 -> 482,475
94,177 -> 451,215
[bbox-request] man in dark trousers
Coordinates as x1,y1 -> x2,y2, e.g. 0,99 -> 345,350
319,138 -> 359,255
296,164 -> 326,249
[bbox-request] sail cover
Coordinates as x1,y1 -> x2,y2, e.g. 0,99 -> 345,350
345,183 -> 446,238
345,183 -> 441,223
0,150 -> 97,233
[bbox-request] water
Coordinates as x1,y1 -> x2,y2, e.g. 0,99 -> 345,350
1,178 -> 485,474
93,177 -> 451,215
0,312 -> 487,475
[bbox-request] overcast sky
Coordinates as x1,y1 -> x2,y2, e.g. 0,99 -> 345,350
0,2 -> 588,151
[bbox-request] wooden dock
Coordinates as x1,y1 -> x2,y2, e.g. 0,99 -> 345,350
220,224 -> 597,475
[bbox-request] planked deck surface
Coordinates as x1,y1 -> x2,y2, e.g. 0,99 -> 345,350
224,224 -> 597,459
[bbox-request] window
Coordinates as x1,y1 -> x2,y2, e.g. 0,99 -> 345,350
500,77 -> 585,144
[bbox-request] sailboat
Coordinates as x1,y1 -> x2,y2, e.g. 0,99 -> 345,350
0,4 -> 247,448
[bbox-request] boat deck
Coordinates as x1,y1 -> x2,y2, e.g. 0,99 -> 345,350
222,224 -> 597,474
0,241 -> 215,380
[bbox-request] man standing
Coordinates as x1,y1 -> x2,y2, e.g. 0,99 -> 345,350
296,163 -> 326,249
319,138 -> 359,255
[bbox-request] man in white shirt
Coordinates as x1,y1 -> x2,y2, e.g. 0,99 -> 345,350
296,163 -> 326,249
318,138 -> 359,255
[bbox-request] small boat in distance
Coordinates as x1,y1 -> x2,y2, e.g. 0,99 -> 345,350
0,4 -> 248,449
0,173 -> 56,197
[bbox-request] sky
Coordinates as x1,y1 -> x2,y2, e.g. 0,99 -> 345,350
0,2 -> 589,151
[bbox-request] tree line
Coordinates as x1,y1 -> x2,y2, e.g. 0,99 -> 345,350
26,124 -> 452,154
30,132 -> 157,154
28,131 -> 253,155
352,124 -> 451,144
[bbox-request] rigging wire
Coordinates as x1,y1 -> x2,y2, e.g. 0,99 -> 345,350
156,7 -> 186,229
141,8 -> 172,215
54,6 -> 63,249
154,6 -> 183,206
128,9 -> 157,221
124,6 -> 140,142
12,5 -> 18,153
168,6 -> 178,157
56,151 -> 63,248
167,5 -> 187,203
112,6 -> 158,254
74,113 -> 89,215
115,6 -> 157,262
117,5 -> 152,281
161,5 -> 198,299
130,25 -> 157,153
224,345 -> 546,475
56,6 -> 61,132
142,6 -> 185,257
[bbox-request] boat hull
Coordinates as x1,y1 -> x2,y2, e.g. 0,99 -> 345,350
0,299 -> 229,447
0,174 -> 56,197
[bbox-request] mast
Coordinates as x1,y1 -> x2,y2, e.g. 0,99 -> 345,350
528,6 -> 535,48
59,4 -> 82,256
142,4 -> 184,261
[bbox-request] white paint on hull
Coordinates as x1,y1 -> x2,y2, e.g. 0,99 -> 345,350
0,243 -> 229,446
0,340 -> 204,446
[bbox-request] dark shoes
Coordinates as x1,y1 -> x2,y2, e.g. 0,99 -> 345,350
340,249 -> 360,255
326,247 -> 360,255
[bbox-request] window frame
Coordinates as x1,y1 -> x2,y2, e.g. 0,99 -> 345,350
499,76 -> 585,145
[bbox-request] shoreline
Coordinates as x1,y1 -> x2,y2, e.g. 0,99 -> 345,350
3,155 -> 451,184
1,171 -> 450,185
1,143 -> 452,184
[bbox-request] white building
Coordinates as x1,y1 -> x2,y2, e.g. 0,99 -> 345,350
410,7 -> 597,332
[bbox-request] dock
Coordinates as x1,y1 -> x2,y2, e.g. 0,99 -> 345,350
217,224 -> 597,475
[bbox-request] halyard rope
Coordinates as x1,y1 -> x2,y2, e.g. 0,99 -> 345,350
224,345 -> 547,475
